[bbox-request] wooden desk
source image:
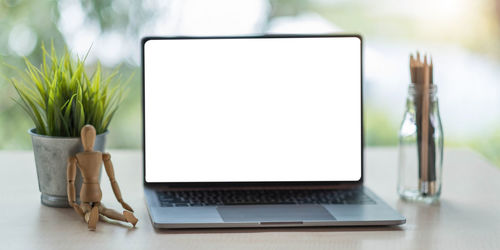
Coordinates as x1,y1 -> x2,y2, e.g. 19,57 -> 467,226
1,148 -> 499,250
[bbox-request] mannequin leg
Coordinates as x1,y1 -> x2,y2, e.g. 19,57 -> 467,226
87,205 -> 99,231
81,203 -> 92,223
123,211 -> 138,226
98,203 -> 138,226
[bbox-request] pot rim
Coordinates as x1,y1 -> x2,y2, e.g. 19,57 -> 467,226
28,128 -> 109,139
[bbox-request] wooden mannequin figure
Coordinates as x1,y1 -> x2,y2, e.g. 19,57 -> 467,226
67,125 -> 138,230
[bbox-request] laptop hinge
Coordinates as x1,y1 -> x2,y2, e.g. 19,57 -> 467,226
146,183 -> 362,191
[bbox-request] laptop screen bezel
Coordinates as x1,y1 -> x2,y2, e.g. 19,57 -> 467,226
141,34 -> 364,188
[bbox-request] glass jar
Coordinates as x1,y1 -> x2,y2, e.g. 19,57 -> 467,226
398,84 -> 443,203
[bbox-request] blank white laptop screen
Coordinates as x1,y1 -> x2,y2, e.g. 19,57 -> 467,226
144,36 -> 362,183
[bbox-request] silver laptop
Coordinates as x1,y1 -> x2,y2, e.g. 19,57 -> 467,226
142,35 -> 405,229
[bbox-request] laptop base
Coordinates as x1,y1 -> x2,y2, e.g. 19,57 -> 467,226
145,186 -> 405,229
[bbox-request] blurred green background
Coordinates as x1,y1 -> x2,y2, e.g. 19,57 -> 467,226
1,0 -> 500,167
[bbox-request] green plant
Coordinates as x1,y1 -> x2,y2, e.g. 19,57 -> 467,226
7,43 -> 128,137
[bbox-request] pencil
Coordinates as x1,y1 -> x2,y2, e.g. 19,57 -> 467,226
409,52 -> 436,196
421,57 -> 430,186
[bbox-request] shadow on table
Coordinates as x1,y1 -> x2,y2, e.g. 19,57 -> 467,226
155,225 -> 404,234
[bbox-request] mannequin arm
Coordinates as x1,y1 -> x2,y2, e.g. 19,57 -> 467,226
67,156 -> 84,217
102,153 -> 134,212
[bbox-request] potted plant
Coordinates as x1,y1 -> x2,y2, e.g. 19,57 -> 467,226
8,44 -> 127,207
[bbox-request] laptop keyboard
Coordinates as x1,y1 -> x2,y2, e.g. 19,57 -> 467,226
157,189 -> 375,207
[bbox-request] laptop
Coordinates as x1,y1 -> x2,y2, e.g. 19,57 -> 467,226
142,34 -> 405,229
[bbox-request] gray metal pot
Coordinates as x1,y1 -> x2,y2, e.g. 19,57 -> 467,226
29,128 -> 108,207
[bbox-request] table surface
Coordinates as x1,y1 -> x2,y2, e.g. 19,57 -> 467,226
1,147 -> 499,250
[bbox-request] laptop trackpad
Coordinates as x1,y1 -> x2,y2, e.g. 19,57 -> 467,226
217,205 -> 335,222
